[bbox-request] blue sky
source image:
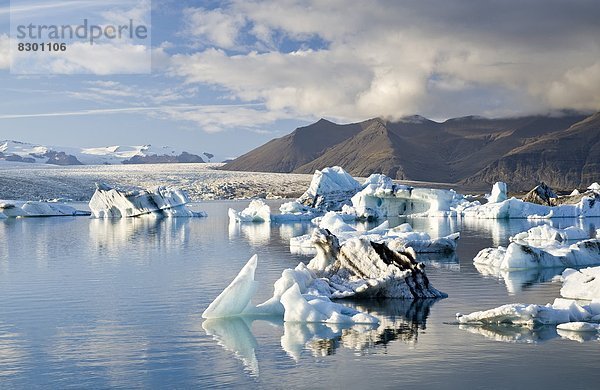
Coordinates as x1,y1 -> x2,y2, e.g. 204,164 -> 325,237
0,0 -> 599,160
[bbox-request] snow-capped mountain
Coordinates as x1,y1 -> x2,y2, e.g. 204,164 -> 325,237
0,140 -> 211,165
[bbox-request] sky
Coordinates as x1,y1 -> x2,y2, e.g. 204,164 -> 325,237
0,0 -> 599,160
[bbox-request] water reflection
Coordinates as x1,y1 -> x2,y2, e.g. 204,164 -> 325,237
202,299 -> 439,376
418,253 -> 460,271
459,323 -> 600,344
458,324 -> 559,343
473,263 -> 564,294
88,218 -> 191,260
47,320 -> 150,388
228,221 -> 271,247
0,323 -> 26,377
202,317 -> 261,377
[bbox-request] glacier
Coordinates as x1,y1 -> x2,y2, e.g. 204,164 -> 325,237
89,183 -> 206,218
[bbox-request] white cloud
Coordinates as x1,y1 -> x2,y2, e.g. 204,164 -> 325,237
184,7 -> 246,49
171,0 -> 600,121
0,34 -> 9,70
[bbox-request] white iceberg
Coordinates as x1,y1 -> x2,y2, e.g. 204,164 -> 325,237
456,299 -> 592,326
486,182 -> 507,204
290,212 -> 459,255
345,174 -> 475,219
560,267 -> 600,301
296,166 -> 361,211
510,224 -> 589,243
89,183 -> 205,218
202,254 -> 379,324
457,267 -> 600,335
228,199 -> 271,223
556,322 -> 600,332
203,230 -> 445,323
0,200 -> 88,218
304,229 -> 447,299
473,226 -> 600,270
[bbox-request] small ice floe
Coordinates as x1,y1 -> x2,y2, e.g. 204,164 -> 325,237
290,212 -> 459,255
462,182 -> 600,219
89,183 -> 206,218
203,230 -> 445,324
0,200 -> 89,218
560,267 -> 600,301
228,199 -> 271,223
588,182 -> 600,191
473,225 -> 600,270
457,266 -> 600,342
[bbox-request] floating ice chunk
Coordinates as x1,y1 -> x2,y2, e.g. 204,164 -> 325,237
202,254 -> 379,324
89,183 -> 204,218
588,182 -> 600,191
596,229 -> 600,239
487,182 -> 507,204
556,322 -> 600,332
463,194 -> 600,219
297,166 -> 361,211
0,200 -> 88,217
228,199 -> 271,223
202,255 -> 259,319
290,216 -> 459,255
306,229 -> 447,299
349,176 -> 472,219
280,284 -> 377,324
560,267 -> 600,300
456,303 -> 571,326
511,225 -> 589,244
570,189 -> 581,196
474,226 -> 600,270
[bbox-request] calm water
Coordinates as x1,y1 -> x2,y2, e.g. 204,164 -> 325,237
0,200 -> 599,389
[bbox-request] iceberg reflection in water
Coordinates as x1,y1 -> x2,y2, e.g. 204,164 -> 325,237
473,263 -> 564,294
202,299 -> 439,375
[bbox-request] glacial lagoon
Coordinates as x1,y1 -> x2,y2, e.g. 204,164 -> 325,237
1,200 -> 599,389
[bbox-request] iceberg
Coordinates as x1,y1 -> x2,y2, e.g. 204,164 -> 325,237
228,199 -> 271,223
486,182 -> 507,204
290,212 -> 459,255
345,174 -> 474,219
89,183 -> 205,218
203,231 -> 445,323
588,182 -> 600,191
0,200 -> 89,218
202,254 -> 379,324
305,228 -> 447,299
457,267 -> 600,336
560,267 -> 600,300
473,225 -> 600,270
296,166 -> 361,211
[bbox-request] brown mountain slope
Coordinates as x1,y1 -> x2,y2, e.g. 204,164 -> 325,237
222,118 -> 364,172
295,118 -> 455,181
222,111 -> 596,190
463,112 -> 600,191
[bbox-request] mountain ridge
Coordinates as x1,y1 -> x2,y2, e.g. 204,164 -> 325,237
222,111 -> 599,191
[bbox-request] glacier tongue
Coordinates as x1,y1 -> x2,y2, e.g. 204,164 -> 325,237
89,183 -> 205,218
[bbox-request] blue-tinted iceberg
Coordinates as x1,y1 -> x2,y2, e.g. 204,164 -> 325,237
89,183 -> 206,218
